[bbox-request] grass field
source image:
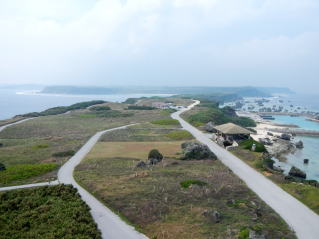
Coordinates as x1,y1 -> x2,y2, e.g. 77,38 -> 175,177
0,185 -> 101,239
0,101 -> 176,186
75,129 -> 295,239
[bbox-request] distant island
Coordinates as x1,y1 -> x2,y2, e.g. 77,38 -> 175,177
41,85 -> 294,97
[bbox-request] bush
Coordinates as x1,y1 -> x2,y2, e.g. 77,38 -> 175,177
52,150 -> 75,158
0,185 -> 102,239
151,119 -> 180,126
238,228 -> 250,239
148,149 -> 163,160
124,98 -> 138,104
239,139 -> 266,153
0,143 -> 3,147
165,130 -> 194,140
90,105 -> 111,111
127,105 -> 156,110
263,158 -> 275,169
0,162 -> 6,171
180,179 -> 207,189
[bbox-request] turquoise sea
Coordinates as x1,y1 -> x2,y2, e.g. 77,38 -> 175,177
272,115 -> 319,181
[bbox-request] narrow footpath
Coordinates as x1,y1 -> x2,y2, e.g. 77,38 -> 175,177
172,101 -> 319,239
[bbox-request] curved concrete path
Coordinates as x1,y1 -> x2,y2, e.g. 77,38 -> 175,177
172,101 -> 319,239
0,181 -> 59,192
0,118 -> 33,133
58,124 -> 148,239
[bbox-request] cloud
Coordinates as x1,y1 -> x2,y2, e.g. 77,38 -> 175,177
0,0 -> 318,92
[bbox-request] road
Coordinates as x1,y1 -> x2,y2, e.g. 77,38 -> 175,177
0,181 -> 59,192
58,124 -> 148,239
0,118 -> 33,133
172,101 -> 319,239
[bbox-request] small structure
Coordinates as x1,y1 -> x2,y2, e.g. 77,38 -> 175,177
214,123 -> 251,144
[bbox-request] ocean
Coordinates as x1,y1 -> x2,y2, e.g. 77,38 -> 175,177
0,89 -> 172,120
272,115 -> 319,181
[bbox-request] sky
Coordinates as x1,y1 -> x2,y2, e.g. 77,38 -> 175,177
0,0 -> 318,93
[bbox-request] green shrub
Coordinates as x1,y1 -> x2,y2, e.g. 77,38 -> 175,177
0,163 -> 58,184
148,149 -> 163,160
90,105 -> 111,111
127,105 -> 156,110
0,162 -> 6,171
0,185 -> 101,239
165,130 -> 194,140
52,150 -> 75,158
151,119 -> 180,126
239,139 -> 266,153
180,179 -> 207,189
238,228 -> 250,239
32,144 -> 49,150
124,98 -> 138,104
263,158 -> 275,169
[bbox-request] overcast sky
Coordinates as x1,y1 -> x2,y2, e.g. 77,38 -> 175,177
0,0 -> 318,93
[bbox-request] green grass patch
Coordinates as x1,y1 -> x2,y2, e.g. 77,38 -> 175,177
151,118 -> 180,126
180,179 -> 208,189
239,139 -> 266,153
0,163 -> 58,184
281,183 -> 319,214
32,144 -> 49,150
165,130 -> 194,140
52,150 -> 75,158
0,185 -> 101,239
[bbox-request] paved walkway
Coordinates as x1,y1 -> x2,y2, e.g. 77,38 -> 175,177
172,101 -> 319,239
0,181 -> 59,192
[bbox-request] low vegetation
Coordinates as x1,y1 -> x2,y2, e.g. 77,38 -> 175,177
127,105 -> 156,110
75,127 -> 295,239
165,130 -> 194,140
19,100 -> 105,117
151,118 -> 180,126
239,139 -> 266,153
90,105 -> 111,111
52,150 -> 76,158
0,185 -> 101,239
0,163 -> 58,185
180,179 -> 207,189
183,102 -> 256,127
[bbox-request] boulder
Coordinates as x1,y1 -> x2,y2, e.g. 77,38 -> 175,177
304,159 -> 309,164
181,142 -> 217,160
280,133 -> 291,141
289,166 -> 306,179
295,140 -> 304,149
136,161 -> 147,168
267,132 -> 274,136
205,122 -> 217,133
259,138 -> 272,146
249,230 -> 266,239
261,151 -> 272,160
202,210 -> 222,223
0,162 -> 6,171
0,143 -> 3,147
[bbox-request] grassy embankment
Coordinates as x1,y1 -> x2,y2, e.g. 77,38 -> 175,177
0,185 -> 101,239
182,101 -> 319,215
74,122 -> 295,239
0,98 -> 189,186
181,102 -> 256,127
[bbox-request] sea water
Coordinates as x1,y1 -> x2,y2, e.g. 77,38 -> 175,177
0,89 -> 172,120
272,115 -> 319,181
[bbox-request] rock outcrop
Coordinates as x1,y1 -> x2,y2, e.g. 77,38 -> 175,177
205,122 -> 217,133
289,166 -> 306,179
202,210 -> 222,223
181,142 -> 217,160
295,140 -> 304,149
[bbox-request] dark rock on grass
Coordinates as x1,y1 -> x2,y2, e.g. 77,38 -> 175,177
261,151 -> 272,160
136,161 -> 147,168
0,143 -> 3,147
149,158 -> 162,165
289,166 -> 306,179
205,121 -> 217,133
249,230 -> 266,239
304,159 -> 309,164
202,210 -> 222,223
0,162 -> 5,171
181,142 -> 217,160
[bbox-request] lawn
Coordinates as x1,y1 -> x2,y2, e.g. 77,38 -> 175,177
75,130 -> 295,239
0,185 -> 101,239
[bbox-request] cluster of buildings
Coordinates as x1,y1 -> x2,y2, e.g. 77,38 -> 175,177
151,102 -> 184,110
